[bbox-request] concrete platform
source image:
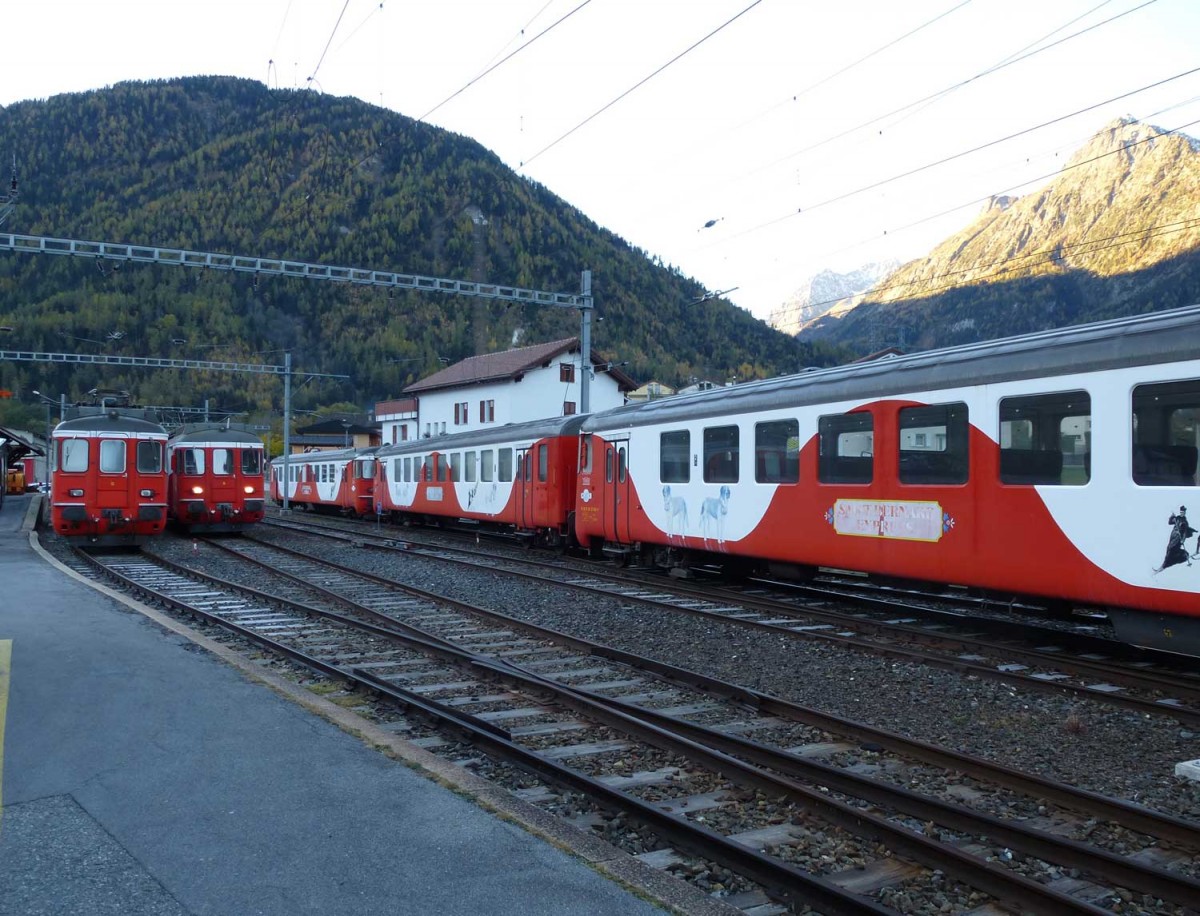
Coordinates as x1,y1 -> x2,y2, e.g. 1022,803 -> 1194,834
0,494 -> 736,916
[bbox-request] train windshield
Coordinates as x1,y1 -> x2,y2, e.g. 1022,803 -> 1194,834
137,440 -> 163,474
212,448 -> 233,475
241,449 -> 263,475
61,439 -> 88,473
100,440 -> 126,474
182,448 -> 205,475
354,458 -> 374,479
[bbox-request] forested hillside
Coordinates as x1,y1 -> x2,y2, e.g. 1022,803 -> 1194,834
0,77 -> 836,416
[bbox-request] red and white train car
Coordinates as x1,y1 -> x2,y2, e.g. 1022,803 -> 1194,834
270,447 -> 379,516
167,425 -> 266,533
49,408 -> 169,545
374,415 -> 587,545
574,307 -> 1200,655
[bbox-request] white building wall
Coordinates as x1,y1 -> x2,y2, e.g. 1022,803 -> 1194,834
416,359 -> 625,438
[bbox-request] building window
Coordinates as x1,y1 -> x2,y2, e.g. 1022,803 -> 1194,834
563,401 -> 577,416
479,400 -> 494,423
401,425 -> 408,441
560,363 -> 575,383
454,402 -> 469,425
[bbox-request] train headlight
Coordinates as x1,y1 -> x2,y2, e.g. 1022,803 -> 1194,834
69,488 -> 84,497
243,485 -> 255,494
191,485 -> 204,495
140,489 -> 154,498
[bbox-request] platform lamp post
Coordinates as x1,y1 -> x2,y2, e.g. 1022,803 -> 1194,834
30,389 -> 59,492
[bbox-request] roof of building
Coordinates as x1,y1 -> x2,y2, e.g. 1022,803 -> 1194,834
403,338 -> 637,394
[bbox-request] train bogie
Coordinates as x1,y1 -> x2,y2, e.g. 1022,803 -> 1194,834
49,409 -> 169,546
167,426 -> 267,533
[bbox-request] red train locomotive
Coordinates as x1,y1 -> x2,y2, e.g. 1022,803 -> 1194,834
49,407 -> 169,545
167,424 -> 267,533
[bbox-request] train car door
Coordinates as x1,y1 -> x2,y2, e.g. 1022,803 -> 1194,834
602,439 -> 632,543
516,446 -> 534,528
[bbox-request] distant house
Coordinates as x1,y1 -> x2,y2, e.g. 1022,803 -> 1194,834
625,381 -> 676,403
375,397 -> 419,445
291,415 -> 380,453
390,338 -> 636,440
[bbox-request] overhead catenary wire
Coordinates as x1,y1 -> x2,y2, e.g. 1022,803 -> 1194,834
419,0 -> 595,123
307,0 -> 353,87
786,216 -> 1200,320
521,0 -> 768,167
717,67 -> 1200,244
764,114 -> 1200,324
638,0 -> 1157,244
750,0 -> 1160,179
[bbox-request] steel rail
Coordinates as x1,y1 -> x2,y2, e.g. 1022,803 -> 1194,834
74,548 -> 892,914
257,519 -> 1200,726
84,546 -> 1117,914
220,532 -> 1200,849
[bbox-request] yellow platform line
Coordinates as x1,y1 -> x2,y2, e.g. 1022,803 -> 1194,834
0,639 -> 10,832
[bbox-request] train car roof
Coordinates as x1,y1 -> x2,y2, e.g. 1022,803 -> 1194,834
54,411 -> 167,436
375,414 -> 589,459
583,303 -> 1200,432
168,425 -> 266,445
271,446 -> 379,466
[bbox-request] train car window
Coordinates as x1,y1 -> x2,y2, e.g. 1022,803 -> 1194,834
355,459 -> 372,480
1000,391 -> 1090,485
437,454 -> 449,482
605,445 -> 613,483
1132,379 -> 1199,487
241,450 -> 262,475
481,450 -> 494,482
818,413 -> 874,484
618,446 -> 627,484
450,452 -> 462,482
465,451 -> 477,482
137,441 -> 163,474
703,425 -> 739,483
183,448 -> 204,475
213,448 -> 232,476
899,403 -> 969,485
60,439 -> 89,473
579,437 -> 592,473
538,444 -> 549,482
754,420 -> 799,484
660,430 -> 690,483
499,448 -> 513,482
98,440 -> 126,474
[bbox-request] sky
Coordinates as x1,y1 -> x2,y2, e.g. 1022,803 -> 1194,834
2,0 -> 1199,323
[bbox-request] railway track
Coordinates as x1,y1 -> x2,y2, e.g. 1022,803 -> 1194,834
61,534 -> 1200,914
258,513 -> 1200,728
